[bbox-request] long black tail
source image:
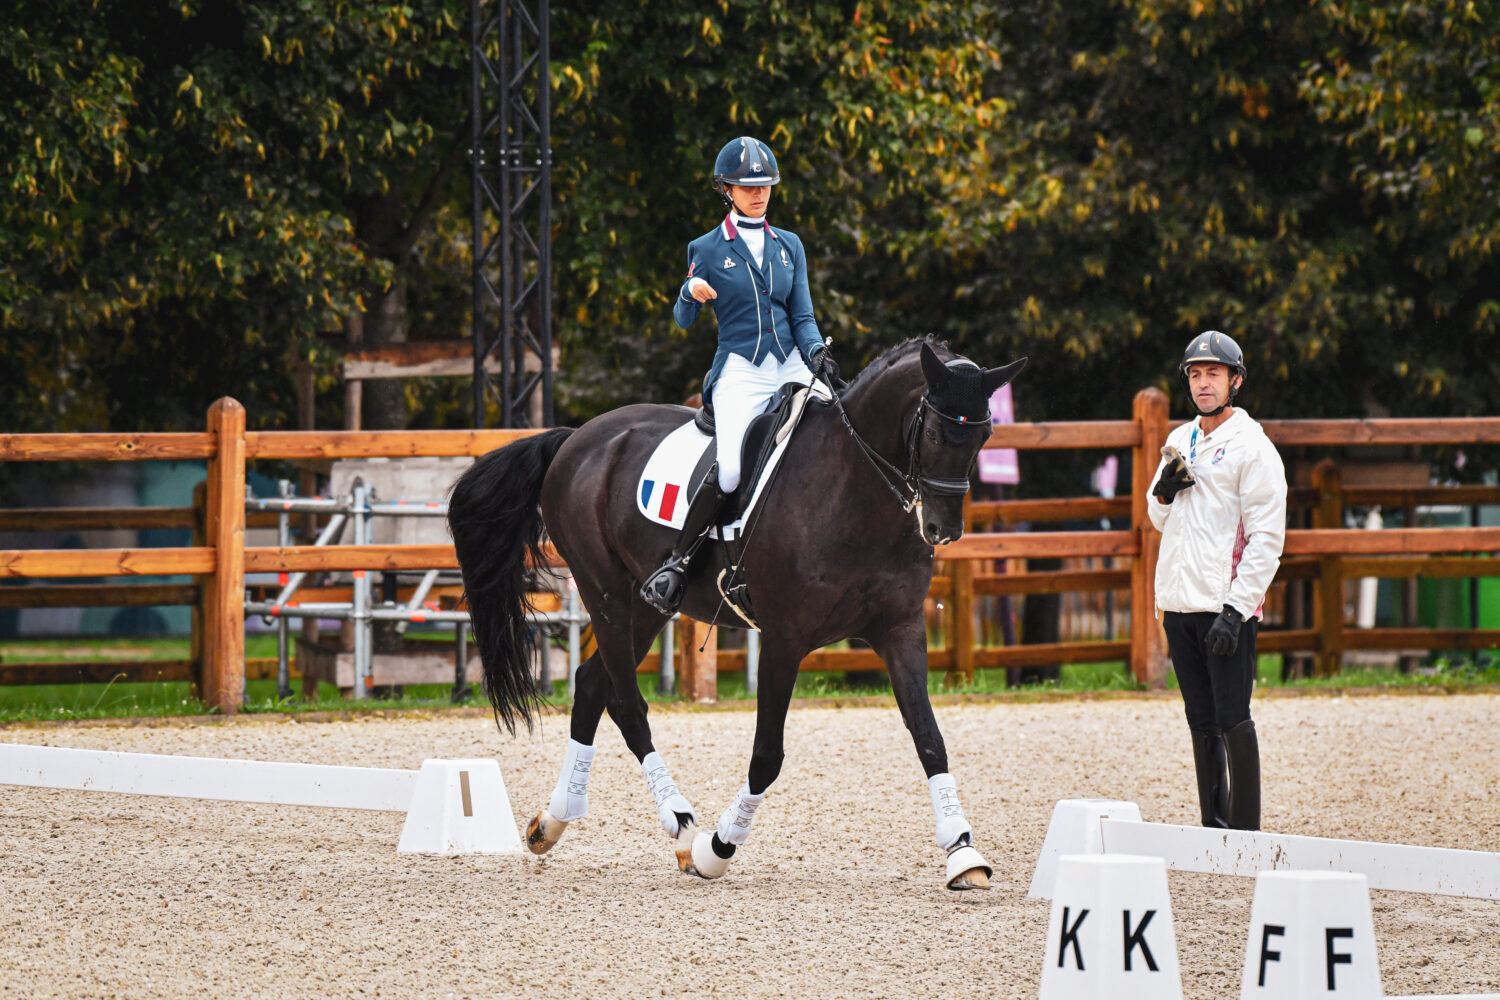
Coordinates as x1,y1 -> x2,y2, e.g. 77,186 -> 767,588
448,427 -> 574,735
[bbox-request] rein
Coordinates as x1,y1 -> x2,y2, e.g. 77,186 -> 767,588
829,382 -> 987,514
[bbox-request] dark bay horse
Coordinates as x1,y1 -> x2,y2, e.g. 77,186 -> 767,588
448,338 -> 1026,889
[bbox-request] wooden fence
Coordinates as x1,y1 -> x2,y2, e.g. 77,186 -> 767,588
2,392 -> 1498,712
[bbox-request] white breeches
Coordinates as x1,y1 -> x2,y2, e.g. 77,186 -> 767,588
712,351 -> 814,492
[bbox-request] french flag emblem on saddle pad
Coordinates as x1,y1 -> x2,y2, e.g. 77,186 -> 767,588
636,422 -> 710,531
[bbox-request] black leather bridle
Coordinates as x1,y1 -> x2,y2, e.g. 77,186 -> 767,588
831,385 -> 990,514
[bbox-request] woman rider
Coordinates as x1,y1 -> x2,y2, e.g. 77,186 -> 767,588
640,136 -> 839,615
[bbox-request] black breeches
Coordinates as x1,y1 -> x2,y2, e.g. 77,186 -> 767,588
1164,610 -> 1258,732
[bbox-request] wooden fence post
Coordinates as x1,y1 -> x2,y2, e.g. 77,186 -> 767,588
202,398 -> 247,713
951,557 -> 976,685
1130,388 -> 1170,688
677,617 -> 717,703
190,481 -> 207,699
1313,458 -> 1345,677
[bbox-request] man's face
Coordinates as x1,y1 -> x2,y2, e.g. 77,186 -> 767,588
1187,362 -> 1240,412
727,183 -> 771,217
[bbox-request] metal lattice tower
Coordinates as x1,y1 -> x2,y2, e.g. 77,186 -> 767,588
470,0 -> 552,428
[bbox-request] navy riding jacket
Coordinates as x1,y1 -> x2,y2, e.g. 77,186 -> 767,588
673,215 -> 823,402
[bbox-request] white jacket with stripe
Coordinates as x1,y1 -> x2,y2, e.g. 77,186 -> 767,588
1147,408 -> 1287,620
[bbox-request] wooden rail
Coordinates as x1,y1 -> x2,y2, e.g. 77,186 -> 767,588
2,394 -> 1497,710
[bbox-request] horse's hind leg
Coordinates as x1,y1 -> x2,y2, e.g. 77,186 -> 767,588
528,580 -> 699,871
525,652 -> 610,854
871,618 -> 993,891
595,599 -> 700,872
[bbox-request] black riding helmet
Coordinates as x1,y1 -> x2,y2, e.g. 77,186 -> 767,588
1179,330 -> 1246,417
712,137 -> 779,207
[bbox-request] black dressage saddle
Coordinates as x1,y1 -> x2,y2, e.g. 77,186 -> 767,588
687,381 -> 820,523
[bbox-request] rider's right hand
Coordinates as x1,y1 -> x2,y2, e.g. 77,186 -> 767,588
689,277 -> 717,303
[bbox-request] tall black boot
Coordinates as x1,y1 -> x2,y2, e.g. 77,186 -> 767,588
1189,727 -> 1229,829
1223,719 -> 1261,831
639,471 -> 729,615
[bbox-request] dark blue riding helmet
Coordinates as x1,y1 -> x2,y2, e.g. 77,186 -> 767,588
713,137 -> 779,204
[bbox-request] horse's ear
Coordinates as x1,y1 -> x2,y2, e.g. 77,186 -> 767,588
981,357 -> 1028,394
919,342 -> 950,388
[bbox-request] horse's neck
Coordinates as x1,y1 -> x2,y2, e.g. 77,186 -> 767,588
840,362 -> 923,464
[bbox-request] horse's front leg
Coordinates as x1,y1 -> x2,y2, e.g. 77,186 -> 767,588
871,618 -> 993,891
686,634 -> 801,880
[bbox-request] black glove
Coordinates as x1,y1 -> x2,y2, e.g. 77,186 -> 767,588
1151,445 -> 1196,504
1206,604 -> 1244,656
812,349 -> 840,386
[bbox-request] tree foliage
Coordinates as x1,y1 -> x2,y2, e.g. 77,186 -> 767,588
0,0 -> 1495,449
1,0 -> 471,431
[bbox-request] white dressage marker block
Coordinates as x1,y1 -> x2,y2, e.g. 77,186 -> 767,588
1240,871 -> 1380,999
1039,854 -> 1182,1000
1030,798 -> 1500,901
397,759 -> 523,856
1027,799 -> 1144,899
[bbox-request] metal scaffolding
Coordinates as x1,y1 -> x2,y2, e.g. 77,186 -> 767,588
470,0 -> 553,429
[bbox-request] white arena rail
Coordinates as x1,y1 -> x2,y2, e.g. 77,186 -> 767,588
0,743 -> 522,856
1030,798 -> 1500,902
0,743 -> 416,811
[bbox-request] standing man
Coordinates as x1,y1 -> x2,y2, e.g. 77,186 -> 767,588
1147,331 -> 1287,830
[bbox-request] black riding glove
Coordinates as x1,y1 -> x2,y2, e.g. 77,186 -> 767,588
1151,445 -> 1196,504
813,349 -> 840,386
1206,604 -> 1245,656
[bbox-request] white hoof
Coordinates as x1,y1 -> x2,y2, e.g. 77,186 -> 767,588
688,829 -> 732,879
525,810 -> 568,855
945,843 -> 993,891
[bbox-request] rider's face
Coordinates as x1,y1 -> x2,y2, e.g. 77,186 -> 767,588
727,184 -> 771,217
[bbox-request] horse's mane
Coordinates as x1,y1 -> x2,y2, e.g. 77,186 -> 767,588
845,334 -> 954,393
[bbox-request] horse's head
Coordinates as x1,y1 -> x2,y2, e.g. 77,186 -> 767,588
913,342 -> 1028,545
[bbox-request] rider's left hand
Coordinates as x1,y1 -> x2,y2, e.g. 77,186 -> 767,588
814,349 -> 840,386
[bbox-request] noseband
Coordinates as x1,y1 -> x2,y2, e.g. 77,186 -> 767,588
833,389 -> 989,514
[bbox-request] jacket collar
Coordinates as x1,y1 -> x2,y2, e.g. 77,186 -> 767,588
721,214 -> 778,241
1195,407 -> 1251,441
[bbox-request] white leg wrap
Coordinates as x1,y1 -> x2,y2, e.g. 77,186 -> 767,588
928,773 -> 973,851
641,751 -> 695,836
715,784 -> 767,846
546,739 -> 595,823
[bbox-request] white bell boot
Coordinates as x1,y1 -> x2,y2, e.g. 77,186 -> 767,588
928,772 -> 992,890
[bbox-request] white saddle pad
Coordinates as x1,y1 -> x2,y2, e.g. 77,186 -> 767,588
636,385 -> 826,540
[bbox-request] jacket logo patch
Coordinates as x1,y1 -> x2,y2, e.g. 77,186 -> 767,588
722,256 -> 737,269
687,263 -> 695,277
1211,447 -> 1226,464
780,247 -> 790,268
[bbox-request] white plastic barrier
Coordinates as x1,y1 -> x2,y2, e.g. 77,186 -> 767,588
1030,798 -> 1500,901
0,743 -> 522,857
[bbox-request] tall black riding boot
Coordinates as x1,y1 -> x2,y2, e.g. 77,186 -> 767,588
639,473 -> 729,616
1223,719 -> 1261,831
1189,727 -> 1229,828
